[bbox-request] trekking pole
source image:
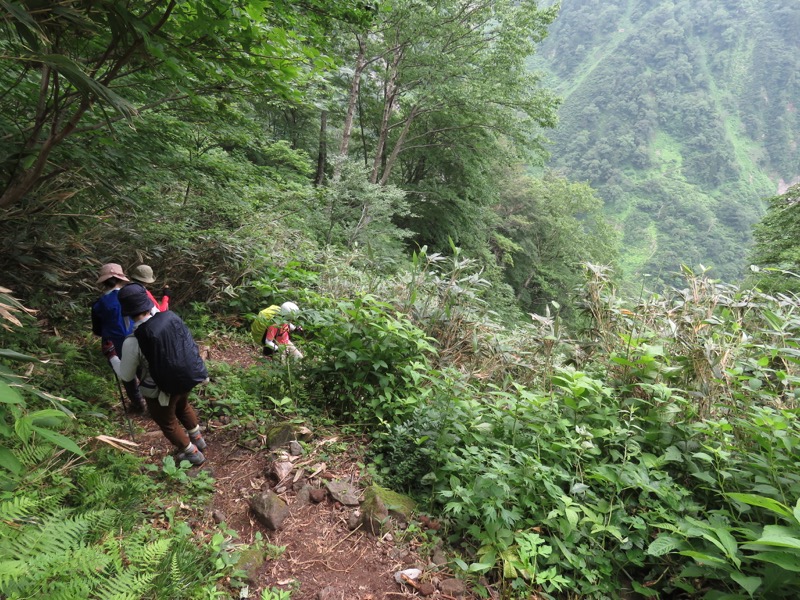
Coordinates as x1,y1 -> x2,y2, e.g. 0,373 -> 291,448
114,375 -> 136,442
285,353 -> 294,404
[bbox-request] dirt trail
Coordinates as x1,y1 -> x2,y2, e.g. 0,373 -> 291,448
124,338 -> 478,600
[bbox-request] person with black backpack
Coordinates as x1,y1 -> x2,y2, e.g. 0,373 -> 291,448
110,283 -> 209,466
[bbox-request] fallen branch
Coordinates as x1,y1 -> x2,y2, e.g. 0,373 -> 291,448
94,435 -> 139,452
400,573 -> 423,592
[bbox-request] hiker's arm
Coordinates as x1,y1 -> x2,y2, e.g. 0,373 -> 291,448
91,305 -> 102,336
112,338 -> 140,383
159,286 -> 170,311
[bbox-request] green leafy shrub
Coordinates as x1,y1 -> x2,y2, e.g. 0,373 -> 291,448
302,294 -> 436,423
369,367 -> 471,493
644,403 -> 800,598
1,290 -> 85,491
419,370 -> 686,597
366,268 -> 800,599
231,262 -> 321,318
198,360 -> 262,422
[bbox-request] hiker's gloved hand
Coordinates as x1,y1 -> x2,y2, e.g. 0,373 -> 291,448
161,286 -> 171,299
293,325 -> 304,336
102,340 -> 117,360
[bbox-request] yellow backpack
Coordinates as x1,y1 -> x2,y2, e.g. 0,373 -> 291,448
250,305 -> 280,345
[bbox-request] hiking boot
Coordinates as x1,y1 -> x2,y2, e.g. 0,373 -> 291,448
129,397 -> 146,413
175,443 -> 205,466
188,428 -> 207,451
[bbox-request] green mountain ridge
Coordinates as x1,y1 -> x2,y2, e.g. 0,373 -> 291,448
535,0 -> 799,286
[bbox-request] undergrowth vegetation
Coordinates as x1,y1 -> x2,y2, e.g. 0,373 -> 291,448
206,254 -> 800,599
5,246 -> 800,600
293,259 -> 800,599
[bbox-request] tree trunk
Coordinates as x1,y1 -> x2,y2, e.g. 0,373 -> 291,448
0,101 -> 89,209
0,1 -> 177,209
315,110 -> 328,186
370,44 -> 403,184
379,104 -> 419,186
338,36 -> 367,168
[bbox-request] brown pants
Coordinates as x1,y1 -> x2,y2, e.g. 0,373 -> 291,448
145,392 -> 199,449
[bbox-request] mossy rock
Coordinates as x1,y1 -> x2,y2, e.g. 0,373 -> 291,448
360,485 -> 416,535
236,546 -> 267,584
265,423 -> 296,449
264,422 -> 313,449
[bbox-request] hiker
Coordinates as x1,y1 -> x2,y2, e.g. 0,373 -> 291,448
110,283 -> 209,465
251,301 -> 304,360
91,263 -> 145,412
130,264 -> 170,312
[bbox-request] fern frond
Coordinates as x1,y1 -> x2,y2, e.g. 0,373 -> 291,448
77,470 -> 122,503
70,544 -> 113,576
96,568 -> 155,599
89,508 -> 118,539
0,559 -> 27,589
75,464 -> 150,514
170,552 -> 182,582
9,508 -> 115,559
0,495 -> 39,522
14,443 -> 54,466
38,575 -> 92,600
39,488 -> 71,512
127,538 -> 171,566
147,536 -> 208,597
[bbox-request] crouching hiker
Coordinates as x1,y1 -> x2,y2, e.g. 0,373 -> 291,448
110,283 -> 209,466
251,301 -> 304,360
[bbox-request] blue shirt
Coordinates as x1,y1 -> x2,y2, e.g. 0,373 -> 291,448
91,288 -> 133,350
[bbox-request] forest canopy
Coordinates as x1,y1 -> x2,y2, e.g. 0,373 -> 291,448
535,0 -> 799,288
0,0 -> 602,318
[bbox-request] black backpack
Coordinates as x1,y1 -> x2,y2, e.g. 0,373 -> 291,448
134,311 -> 208,394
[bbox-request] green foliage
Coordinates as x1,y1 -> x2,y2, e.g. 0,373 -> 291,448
232,262 -> 321,318
493,169 -> 618,315
535,0 -> 791,286
302,294 -> 435,423
0,290 -> 84,491
145,456 -> 216,498
195,360 -> 265,425
0,0 -> 374,209
0,446 -> 234,600
394,243 -> 512,375
645,405 -> 800,598
367,266 -> 800,598
312,158 -> 413,259
261,587 -> 292,600
748,185 -> 800,294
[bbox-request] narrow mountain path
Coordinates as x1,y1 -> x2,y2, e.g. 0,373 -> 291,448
121,337 -> 481,600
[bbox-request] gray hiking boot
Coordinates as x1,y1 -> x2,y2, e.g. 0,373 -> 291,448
175,443 -> 205,466
188,428 -> 207,451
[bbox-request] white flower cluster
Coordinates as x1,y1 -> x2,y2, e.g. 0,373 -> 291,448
575,425 -> 594,449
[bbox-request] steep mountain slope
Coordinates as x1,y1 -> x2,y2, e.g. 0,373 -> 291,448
535,0 -> 799,286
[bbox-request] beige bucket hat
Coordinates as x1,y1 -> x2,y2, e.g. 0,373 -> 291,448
130,264 -> 156,284
96,263 -> 129,284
